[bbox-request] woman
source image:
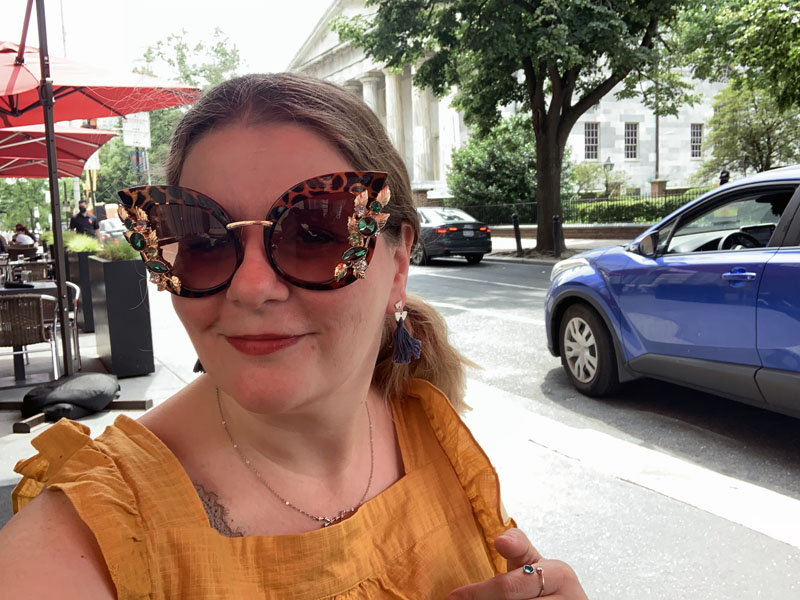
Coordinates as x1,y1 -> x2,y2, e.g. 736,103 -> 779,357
11,223 -> 35,245
0,74 -> 588,599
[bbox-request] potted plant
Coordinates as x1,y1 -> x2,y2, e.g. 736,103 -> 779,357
89,240 -> 155,378
65,232 -> 101,332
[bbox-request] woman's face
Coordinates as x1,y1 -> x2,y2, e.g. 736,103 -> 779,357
174,122 -> 411,414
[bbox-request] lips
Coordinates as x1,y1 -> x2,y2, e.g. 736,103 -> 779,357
224,333 -> 302,356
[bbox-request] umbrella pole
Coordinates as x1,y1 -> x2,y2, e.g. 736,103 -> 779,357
35,0 -> 74,376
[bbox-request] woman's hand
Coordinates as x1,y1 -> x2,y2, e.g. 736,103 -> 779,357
448,528 -> 589,599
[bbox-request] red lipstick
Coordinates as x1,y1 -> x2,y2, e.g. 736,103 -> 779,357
225,334 -> 301,356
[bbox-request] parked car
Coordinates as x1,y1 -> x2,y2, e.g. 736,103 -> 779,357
412,206 -> 492,265
545,166 -> 800,419
97,217 -> 126,242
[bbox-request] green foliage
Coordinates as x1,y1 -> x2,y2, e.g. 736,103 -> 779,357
135,28 -> 241,89
0,178 -> 52,232
447,113 -> 537,208
97,240 -> 140,261
564,195 -> 689,224
679,0 -> 800,110
697,85 -> 800,180
335,0 -> 692,251
571,162 -> 605,195
65,233 -> 102,254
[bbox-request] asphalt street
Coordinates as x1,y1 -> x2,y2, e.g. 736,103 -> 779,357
408,257 -> 800,599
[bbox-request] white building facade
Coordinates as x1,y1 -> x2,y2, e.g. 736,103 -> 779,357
289,1 -> 722,200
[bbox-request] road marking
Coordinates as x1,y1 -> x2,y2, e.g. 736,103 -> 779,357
463,378 -> 800,549
427,301 -> 545,325
412,270 -> 547,291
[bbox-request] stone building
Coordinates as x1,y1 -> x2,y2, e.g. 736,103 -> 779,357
288,0 -> 722,200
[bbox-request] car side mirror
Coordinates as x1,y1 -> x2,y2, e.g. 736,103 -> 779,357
636,232 -> 659,258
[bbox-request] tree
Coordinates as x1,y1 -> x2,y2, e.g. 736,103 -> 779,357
334,0 -> 694,251
679,0 -> 800,110
695,85 -> 800,182
447,113 -> 537,220
0,178 -> 50,233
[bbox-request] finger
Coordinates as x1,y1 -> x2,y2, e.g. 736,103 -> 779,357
448,562 -> 553,600
494,528 -> 542,572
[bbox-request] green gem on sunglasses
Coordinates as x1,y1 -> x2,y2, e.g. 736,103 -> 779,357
369,200 -> 384,213
342,246 -> 368,262
358,217 -> 378,236
129,232 -> 147,251
123,218 -> 135,230
145,260 -> 169,274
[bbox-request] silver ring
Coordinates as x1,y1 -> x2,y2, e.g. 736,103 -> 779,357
522,564 -> 545,597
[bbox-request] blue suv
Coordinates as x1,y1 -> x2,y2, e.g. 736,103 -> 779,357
545,166 -> 800,419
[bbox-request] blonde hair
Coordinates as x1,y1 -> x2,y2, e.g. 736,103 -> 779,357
166,73 -> 472,410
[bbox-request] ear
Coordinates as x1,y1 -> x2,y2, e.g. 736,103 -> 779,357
386,222 -> 415,314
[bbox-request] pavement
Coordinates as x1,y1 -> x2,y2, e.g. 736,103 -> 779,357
0,232 -> 631,527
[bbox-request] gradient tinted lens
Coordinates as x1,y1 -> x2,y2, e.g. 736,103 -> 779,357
270,193 -> 353,284
148,203 -> 237,291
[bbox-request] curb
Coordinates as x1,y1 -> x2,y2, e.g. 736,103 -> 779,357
483,254 -> 558,266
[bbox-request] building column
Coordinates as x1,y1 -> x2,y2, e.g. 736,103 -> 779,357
358,72 -> 382,115
383,70 -> 405,155
411,72 -> 434,182
437,89 -> 460,182
342,80 -> 362,99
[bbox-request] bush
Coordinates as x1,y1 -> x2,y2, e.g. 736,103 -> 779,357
97,240 -> 140,261
563,195 -> 693,224
65,233 -> 102,253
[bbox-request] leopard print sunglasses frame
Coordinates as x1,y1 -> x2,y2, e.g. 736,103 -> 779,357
116,171 -> 391,297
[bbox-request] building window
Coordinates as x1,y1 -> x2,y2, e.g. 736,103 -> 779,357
584,122 -> 599,160
691,123 -> 703,158
624,122 -> 638,159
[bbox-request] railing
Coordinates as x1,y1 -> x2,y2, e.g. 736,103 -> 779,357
445,189 -> 710,225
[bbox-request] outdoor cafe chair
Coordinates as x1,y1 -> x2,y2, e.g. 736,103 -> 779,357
0,294 -> 60,380
15,261 -> 51,281
7,246 -> 38,261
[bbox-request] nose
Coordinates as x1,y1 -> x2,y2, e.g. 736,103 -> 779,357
225,225 -> 291,306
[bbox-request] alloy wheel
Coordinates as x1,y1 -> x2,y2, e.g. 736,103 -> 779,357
563,316 -> 597,383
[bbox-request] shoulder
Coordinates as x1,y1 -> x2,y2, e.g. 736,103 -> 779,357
0,489 -> 116,599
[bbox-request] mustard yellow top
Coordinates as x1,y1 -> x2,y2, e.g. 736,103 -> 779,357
13,379 -> 514,599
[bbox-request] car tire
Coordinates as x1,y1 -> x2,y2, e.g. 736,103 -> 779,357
410,243 -> 429,266
559,303 -> 619,397
465,253 -> 483,265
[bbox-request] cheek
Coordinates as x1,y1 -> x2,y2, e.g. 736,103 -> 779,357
172,296 -> 218,340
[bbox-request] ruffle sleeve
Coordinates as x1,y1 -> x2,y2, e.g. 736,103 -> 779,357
12,418 -> 152,599
407,379 -> 516,574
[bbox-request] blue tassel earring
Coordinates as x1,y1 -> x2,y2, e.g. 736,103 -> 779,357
392,300 -> 422,364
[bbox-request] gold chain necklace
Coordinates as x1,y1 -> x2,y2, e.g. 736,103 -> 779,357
216,387 -> 375,528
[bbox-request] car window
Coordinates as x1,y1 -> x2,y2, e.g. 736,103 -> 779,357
418,208 -> 477,222
666,189 -> 793,253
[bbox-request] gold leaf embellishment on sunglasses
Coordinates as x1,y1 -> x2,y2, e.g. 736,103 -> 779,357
334,185 -> 391,282
118,203 -> 183,294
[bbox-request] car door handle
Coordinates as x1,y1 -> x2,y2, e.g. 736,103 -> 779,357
721,268 -> 757,281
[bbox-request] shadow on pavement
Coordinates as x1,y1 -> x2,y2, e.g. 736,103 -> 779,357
541,367 -> 800,501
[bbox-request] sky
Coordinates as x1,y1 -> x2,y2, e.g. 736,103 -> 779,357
1,0 -> 335,76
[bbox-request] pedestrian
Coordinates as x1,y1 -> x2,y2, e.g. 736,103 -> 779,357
0,73 -> 588,600
719,169 -> 730,185
68,200 -> 99,237
11,223 -> 35,245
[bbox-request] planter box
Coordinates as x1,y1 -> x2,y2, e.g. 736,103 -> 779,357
89,256 -> 155,378
67,251 -> 95,333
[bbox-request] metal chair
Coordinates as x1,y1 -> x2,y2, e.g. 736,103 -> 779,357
64,281 -> 82,369
0,294 -> 60,380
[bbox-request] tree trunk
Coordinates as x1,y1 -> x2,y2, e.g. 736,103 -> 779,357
534,128 -> 567,254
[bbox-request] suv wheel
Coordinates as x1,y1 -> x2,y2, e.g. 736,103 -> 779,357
559,303 -> 618,396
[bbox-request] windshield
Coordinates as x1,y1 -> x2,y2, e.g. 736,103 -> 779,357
418,207 -> 477,223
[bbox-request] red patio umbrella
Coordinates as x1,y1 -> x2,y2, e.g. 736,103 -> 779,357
0,124 -> 116,177
0,42 -> 201,127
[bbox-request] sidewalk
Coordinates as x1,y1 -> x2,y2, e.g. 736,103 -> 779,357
486,233 -> 629,264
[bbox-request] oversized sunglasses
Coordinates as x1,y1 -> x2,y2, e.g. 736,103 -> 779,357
116,171 -> 391,297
